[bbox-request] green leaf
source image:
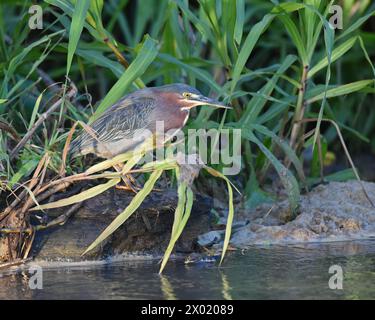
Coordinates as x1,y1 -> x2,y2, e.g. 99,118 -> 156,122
159,180 -> 193,273
83,169 -> 163,255
46,0 -> 101,40
157,53 -> 222,93
358,36 -> 375,79
66,0 -> 90,76
240,55 -> 297,124
278,14 -> 308,64
307,80 -> 374,103
246,132 -> 300,214
252,124 -> 305,184
0,30 -> 65,98
176,0 -> 226,64
234,0 -> 245,45
311,137 -> 327,178
89,35 -> 158,122
204,167 -> 235,265
30,178 -> 120,211
304,0 -> 319,54
307,169 -> 356,186
308,36 -> 358,78
219,0 -> 235,66
176,0 -> 214,41
87,0 -> 104,29
75,48 -> 125,78
312,12 -> 335,150
9,159 -> 39,189
230,13 -> 275,93
337,9 -> 375,40
271,3 -> 305,14
28,92 -> 44,130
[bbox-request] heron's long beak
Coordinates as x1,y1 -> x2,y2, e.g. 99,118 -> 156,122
183,95 -> 231,110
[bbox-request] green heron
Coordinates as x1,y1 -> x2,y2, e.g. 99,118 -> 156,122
70,83 -> 229,159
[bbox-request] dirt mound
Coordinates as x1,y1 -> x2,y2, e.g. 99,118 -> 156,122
199,181 -> 375,248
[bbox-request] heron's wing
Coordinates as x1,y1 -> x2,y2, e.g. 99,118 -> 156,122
70,96 -> 156,155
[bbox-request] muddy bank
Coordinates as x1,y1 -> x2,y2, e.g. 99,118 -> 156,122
200,181 -> 375,250
6,180 -> 375,266
31,187 -> 213,262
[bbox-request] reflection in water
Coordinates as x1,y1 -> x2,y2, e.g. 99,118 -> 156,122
160,275 -> 177,300
0,271 -> 34,300
0,240 -> 374,299
220,272 -> 233,300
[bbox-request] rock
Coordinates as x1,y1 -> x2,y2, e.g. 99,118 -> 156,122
197,230 -> 223,246
31,187 -> 213,261
206,181 -> 375,249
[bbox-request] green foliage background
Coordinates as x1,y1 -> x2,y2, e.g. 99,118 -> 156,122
0,0 -> 374,206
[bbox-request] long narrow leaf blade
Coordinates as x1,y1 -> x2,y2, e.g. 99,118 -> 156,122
159,182 -> 192,273
231,14 -> 274,93
66,0 -> 90,76
30,178 -> 120,211
89,35 -> 158,122
307,80 -> 373,103
83,169 -> 163,255
204,167 -> 234,265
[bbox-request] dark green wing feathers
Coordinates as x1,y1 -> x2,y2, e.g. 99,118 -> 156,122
70,96 -> 156,157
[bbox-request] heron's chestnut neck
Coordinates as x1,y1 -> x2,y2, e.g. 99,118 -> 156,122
153,91 -> 191,132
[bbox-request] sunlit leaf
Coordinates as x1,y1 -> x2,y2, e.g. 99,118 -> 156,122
307,80 -> 374,103
30,178 -> 120,210
308,36 -> 358,78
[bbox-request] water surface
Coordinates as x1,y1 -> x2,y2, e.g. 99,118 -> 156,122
1,240 -> 374,299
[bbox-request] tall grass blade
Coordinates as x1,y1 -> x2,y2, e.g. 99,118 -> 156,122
66,0 -> 90,76
307,80 -> 374,103
247,132 -> 300,214
89,35 -> 158,122
234,0 -> 244,45
82,169 -> 163,255
230,14 -> 275,93
30,178 -> 120,210
308,36 -> 358,78
204,167 -> 235,265
159,181 -> 193,273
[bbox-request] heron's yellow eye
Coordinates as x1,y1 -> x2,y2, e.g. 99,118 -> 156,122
182,92 -> 192,99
